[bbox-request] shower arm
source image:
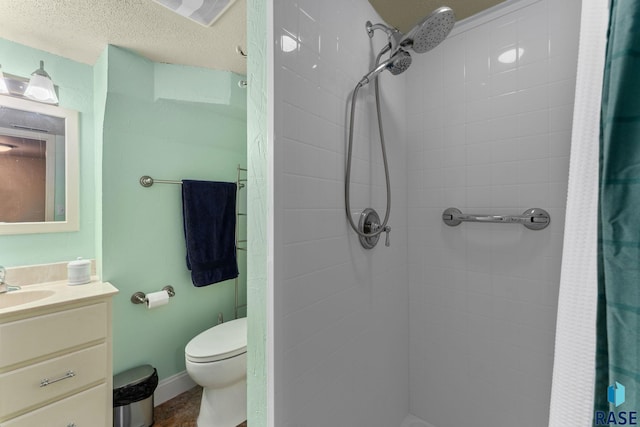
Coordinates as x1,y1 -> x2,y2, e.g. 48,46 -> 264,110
366,21 -> 403,52
366,21 -> 395,37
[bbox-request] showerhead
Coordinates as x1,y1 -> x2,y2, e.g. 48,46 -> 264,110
400,6 -> 455,54
358,49 -> 412,86
358,7 -> 454,85
387,49 -> 412,75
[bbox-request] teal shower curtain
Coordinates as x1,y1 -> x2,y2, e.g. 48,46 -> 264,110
595,0 -> 640,420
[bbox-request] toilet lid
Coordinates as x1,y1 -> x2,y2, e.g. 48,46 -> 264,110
185,317 -> 247,363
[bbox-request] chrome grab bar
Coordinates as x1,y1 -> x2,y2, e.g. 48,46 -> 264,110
442,207 -> 550,230
40,370 -> 75,387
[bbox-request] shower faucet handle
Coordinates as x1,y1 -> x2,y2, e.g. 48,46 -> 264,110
383,226 -> 391,247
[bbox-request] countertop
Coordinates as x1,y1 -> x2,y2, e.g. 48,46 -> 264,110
0,278 -> 119,318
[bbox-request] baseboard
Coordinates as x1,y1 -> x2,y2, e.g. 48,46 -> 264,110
154,370 -> 197,406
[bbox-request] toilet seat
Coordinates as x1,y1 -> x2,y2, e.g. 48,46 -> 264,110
186,317 -> 247,363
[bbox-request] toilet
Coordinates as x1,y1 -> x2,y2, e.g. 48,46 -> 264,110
185,317 -> 247,427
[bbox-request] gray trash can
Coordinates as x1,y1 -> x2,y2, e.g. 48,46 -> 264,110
113,364 -> 158,427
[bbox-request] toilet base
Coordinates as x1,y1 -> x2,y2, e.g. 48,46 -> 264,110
197,378 -> 247,427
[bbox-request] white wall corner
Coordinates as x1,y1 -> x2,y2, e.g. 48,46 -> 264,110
451,0 -> 543,35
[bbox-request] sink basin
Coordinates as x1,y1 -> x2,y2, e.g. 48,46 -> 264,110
0,289 -> 55,309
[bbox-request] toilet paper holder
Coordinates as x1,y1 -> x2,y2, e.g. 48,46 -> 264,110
131,286 -> 176,304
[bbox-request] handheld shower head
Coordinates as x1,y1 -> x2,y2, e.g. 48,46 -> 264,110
399,6 -> 455,54
387,50 -> 413,75
358,49 -> 412,86
346,7 -> 455,248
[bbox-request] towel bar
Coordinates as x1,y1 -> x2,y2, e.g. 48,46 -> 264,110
140,175 -> 247,189
235,165 -> 247,319
442,207 -> 550,230
139,176 -> 182,187
139,166 -> 248,317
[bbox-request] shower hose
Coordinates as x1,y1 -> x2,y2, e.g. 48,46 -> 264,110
345,49 -> 392,244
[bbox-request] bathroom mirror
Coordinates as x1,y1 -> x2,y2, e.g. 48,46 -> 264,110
0,95 -> 79,234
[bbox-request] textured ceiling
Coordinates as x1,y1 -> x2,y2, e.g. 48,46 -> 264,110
0,0 -> 247,74
0,1 -> 505,76
369,0 -> 507,33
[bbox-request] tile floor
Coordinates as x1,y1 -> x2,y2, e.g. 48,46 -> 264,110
154,386 -> 247,427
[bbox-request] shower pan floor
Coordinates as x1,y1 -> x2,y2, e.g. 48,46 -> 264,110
400,414 -> 436,427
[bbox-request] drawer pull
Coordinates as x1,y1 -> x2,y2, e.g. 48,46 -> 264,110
40,370 -> 76,387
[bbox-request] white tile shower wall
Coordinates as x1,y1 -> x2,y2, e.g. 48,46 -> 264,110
406,1 -> 580,426
273,0 -> 408,426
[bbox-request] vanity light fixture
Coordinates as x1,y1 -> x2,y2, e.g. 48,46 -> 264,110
0,65 -> 9,95
0,143 -> 15,153
152,0 -> 238,27
24,61 -> 59,104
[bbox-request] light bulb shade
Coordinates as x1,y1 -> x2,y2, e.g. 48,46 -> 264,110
0,68 -> 8,95
153,0 -> 237,27
24,73 -> 58,104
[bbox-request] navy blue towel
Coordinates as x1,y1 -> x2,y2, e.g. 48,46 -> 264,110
182,180 -> 238,287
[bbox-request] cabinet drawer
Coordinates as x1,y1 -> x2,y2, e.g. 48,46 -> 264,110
0,303 -> 107,368
1,383 -> 108,427
0,344 -> 106,420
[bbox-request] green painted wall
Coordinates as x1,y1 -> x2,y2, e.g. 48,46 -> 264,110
100,46 -> 247,380
247,0 -> 269,425
1,33 -> 250,392
0,38 -> 96,266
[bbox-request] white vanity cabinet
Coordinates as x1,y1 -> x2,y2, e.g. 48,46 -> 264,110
0,283 -> 117,427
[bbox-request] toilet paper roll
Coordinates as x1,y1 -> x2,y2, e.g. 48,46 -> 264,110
146,290 -> 169,309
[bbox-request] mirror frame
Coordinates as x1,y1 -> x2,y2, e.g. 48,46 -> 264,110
0,95 -> 79,235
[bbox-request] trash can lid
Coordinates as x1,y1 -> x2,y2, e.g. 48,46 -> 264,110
113,364 -> 156,389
